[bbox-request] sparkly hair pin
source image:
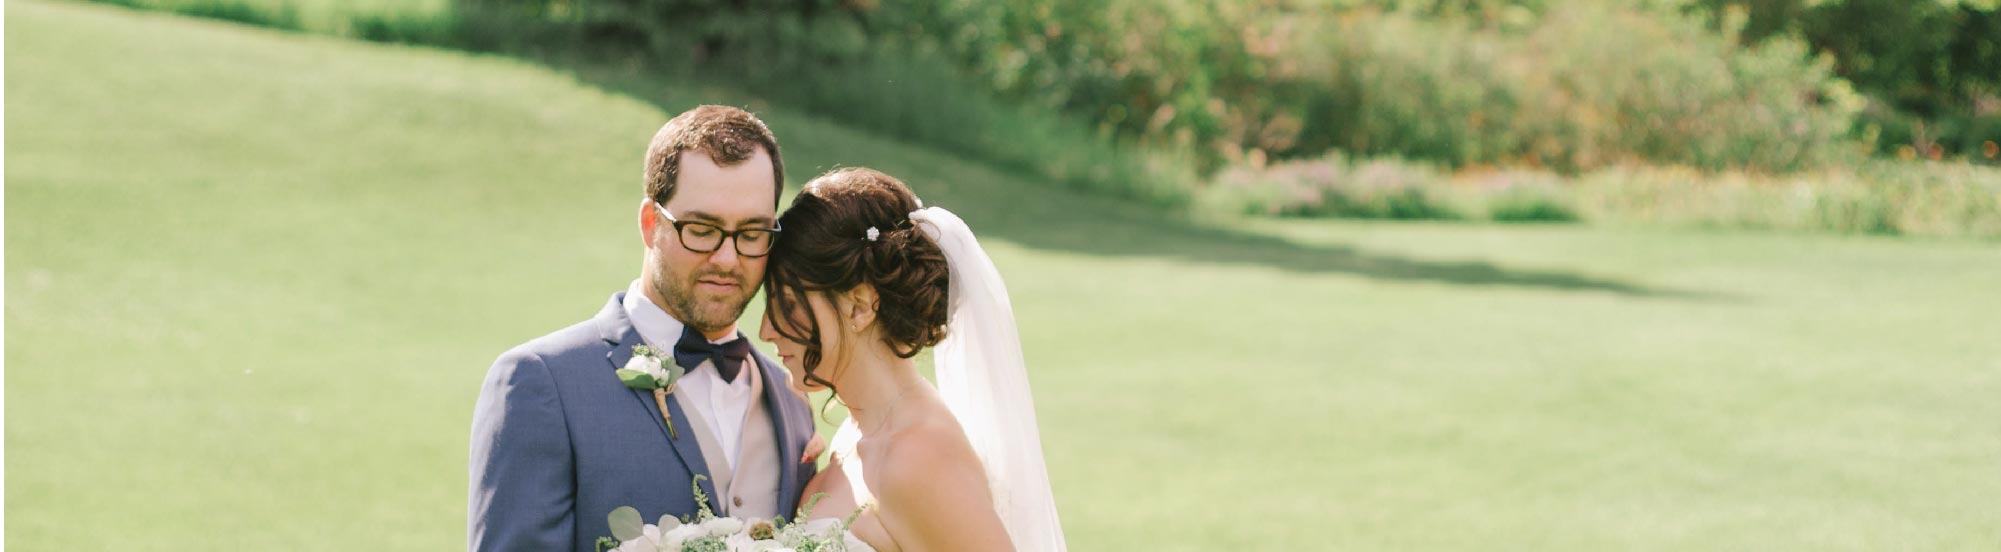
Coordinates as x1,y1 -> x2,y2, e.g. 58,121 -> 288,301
865,227 -> 880,242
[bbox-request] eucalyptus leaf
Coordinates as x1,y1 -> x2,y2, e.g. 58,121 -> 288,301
658,514 -> 681,531
608,506 -> 644,541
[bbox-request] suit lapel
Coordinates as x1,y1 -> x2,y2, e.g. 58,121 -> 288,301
600,292 -> 722,513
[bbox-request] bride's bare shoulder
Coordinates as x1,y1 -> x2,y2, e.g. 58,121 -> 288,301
873,418 -> 982,482
868,419 -> 1013,551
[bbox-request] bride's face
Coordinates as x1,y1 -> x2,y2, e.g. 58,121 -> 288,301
759,287 -> 852,392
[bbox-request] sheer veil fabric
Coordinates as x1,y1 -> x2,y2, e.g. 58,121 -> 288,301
828,207 -> 1067,551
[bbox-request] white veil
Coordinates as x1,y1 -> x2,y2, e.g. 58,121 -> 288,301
912,206 -> 1067,551
829,207 -> 1067,551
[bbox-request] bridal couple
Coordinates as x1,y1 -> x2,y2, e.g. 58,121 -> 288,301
468,106 -> 1065,551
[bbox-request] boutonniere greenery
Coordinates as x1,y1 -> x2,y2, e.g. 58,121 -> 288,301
618,345 -> 684,439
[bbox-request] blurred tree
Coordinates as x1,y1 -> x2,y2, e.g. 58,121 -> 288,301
1697,0 -> 2001,155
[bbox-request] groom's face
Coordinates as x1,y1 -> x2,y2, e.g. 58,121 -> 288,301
643,149 -> 778,335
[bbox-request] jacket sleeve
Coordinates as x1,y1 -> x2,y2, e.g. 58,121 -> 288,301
468,349 -> 574,552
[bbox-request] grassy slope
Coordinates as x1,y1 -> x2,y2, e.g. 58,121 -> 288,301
9,1 -> 2001,549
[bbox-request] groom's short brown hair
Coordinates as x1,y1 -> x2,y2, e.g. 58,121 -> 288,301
643,105 -> 784,206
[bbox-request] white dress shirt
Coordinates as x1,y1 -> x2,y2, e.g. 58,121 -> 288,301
623,279 -> 758,471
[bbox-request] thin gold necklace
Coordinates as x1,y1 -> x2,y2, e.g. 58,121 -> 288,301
857,379 -> 925,432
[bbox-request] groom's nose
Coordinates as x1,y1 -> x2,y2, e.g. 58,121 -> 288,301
706,238 -> 741,268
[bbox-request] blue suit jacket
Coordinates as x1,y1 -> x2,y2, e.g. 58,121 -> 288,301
469,291 -> 818,552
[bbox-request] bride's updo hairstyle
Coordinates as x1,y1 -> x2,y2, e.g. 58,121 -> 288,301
765,167 -> 949,391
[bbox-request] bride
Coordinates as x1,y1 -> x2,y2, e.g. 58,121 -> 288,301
756,168 -> 1066,552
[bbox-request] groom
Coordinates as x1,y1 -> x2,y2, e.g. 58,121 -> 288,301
469,105 -> 817,552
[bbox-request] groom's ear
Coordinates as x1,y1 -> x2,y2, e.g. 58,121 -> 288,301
637,199 -> 660,249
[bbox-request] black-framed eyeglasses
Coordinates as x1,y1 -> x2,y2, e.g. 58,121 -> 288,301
653,202 -> 782,257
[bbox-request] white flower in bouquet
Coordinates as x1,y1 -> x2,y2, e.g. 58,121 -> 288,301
701,516 -> 744,538
659,522 -> 706,550
611,524 -> 661,552
741,537 -> 795,552
719,531 -> 756,551
601,476 -> 873,552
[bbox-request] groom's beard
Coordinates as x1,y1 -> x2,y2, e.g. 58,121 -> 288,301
657,266 -> 756,333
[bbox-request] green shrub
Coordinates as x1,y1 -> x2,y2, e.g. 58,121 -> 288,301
1690,0 -> 2001,162
347,12 -> 459,44
1485,184 -> 1581,223
82,0 -> 453,36
441,0 -> 1865,176
176,0 -> 298,28
831,1 -> 1864,173
107,0 -> 1885,202
1569,160 -> 2001,237
100,0 -> 1981,230
1208,153 -> 1998,238
87,0 -> 301,28
1310,4 -> 1862,172
1206,153 -> 1469,220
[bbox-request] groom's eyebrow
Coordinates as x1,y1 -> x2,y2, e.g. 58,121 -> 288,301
683,210 -> 775,228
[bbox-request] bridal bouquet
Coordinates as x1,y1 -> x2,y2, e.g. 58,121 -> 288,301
597,476 -> 871,552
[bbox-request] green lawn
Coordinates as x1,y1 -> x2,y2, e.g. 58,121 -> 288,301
9,1 -> 2001,549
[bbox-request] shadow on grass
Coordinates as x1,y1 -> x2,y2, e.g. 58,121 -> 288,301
935,181 -> 1698,298
543,54 -> 1699,299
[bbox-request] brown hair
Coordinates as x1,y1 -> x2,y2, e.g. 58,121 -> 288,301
764,168 -> 949,392
643,105 -> 784,206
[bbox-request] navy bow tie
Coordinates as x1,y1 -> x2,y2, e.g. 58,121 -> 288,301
672,326 -> 750,384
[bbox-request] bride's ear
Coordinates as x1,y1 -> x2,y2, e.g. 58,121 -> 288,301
841,284 -> 879,333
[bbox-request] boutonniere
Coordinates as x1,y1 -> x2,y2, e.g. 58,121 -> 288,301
618,345 -> 684,439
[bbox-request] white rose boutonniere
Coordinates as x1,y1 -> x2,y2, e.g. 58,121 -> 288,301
616,345 -> 685,439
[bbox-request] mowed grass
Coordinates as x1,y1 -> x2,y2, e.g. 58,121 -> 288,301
9,1 -> 2001,549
